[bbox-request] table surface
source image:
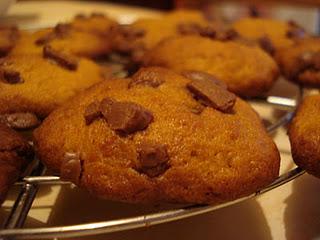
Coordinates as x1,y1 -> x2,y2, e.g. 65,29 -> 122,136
1,1 -> 320,240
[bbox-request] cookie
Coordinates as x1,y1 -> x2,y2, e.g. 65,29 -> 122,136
32,13 -> 117,58
143,35 -> 279,97
276,37 -> 320,87
233,18 -> 306,50
0,124 -> 34,204
34,67 -> 280,204
111,9 -> 224,64
289,95 -> 320,178
0,48 -> 105,119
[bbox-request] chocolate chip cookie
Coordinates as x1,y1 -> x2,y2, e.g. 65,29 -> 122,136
143,35 -> 279,97
0,48 -> 105,119
31,13 -> 117,58
34,67 -> 280,204
233,18 -> 306,50
0,124 -> 34,204
289,95 -> 320,178
276,37 -> 320,87
111,9 -> 224,65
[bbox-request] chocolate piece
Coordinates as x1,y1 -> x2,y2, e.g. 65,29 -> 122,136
182,70 -> 227,89
54,23 -> 71,36
248,5 -> 260,18
177,23 -> 216,38
35,33 -> 56,45
137,142 -> 169,177
43,45 -> 78,70
1,69 -> 23,84
186,77 -> 236,113
217,29 -> 239,41
130,69 -> 165,88
84,101 -> 102,125
100,98 -> 153,134
60,152 -> 82,184
0,112 -> 41,130
258,36 -> 275,56
36,24 -> 71,45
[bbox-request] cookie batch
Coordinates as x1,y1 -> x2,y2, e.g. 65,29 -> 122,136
0,9 -> 319,205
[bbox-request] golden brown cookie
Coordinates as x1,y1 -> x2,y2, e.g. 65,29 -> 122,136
233,18 -> 306,50
31,13 -> 117,58
0,124 -> 34,204
0,48 -> 105,118
276,37 -> 320,87
34,67 -> 280,204
143,35 -> 279,97
111,10 -> 224,64
289,95 -> 320,178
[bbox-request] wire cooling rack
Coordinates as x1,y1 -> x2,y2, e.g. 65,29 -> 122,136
0,94 -> 306,239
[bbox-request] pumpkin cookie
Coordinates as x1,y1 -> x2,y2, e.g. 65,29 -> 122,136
34,67 -> 280,204
0,47 -> 105,119
276,37 -> 320,87
31,13 -> 117,58
233,18 -> 306,51
289,95 -> 320,178
143,35 -> 279,97
111,9 -> 226,65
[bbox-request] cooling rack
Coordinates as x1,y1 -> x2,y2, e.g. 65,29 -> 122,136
0,92 -> 306,239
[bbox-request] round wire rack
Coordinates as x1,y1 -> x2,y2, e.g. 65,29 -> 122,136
0,93 -> 306,239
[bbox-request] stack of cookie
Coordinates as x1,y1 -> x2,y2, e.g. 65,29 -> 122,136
1,8 -> 319,205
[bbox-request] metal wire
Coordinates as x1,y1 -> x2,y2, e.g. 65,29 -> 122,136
0,95 -> 304,239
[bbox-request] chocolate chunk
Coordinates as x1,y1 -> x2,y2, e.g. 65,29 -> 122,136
0,69 -> 24,84
84,101 -> 102,125
137,142 -> 169,177
248,5 -> 260,17
217,29 -> 239,41
35,33 -> 56,45
60,152 -> 82,184
1,69 -> 23,84
186,76 -> 236,112
182,70 -> 227,89
199,26 -> 216,38
0,112 -> 41,130
54,23 -> 72,36
43,45 -> 78,70
130,69 -> 165,88
100,98 -> 153,134
177,23 -> 216,38
258,36 -> 275,56
36,24 -> 71,46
